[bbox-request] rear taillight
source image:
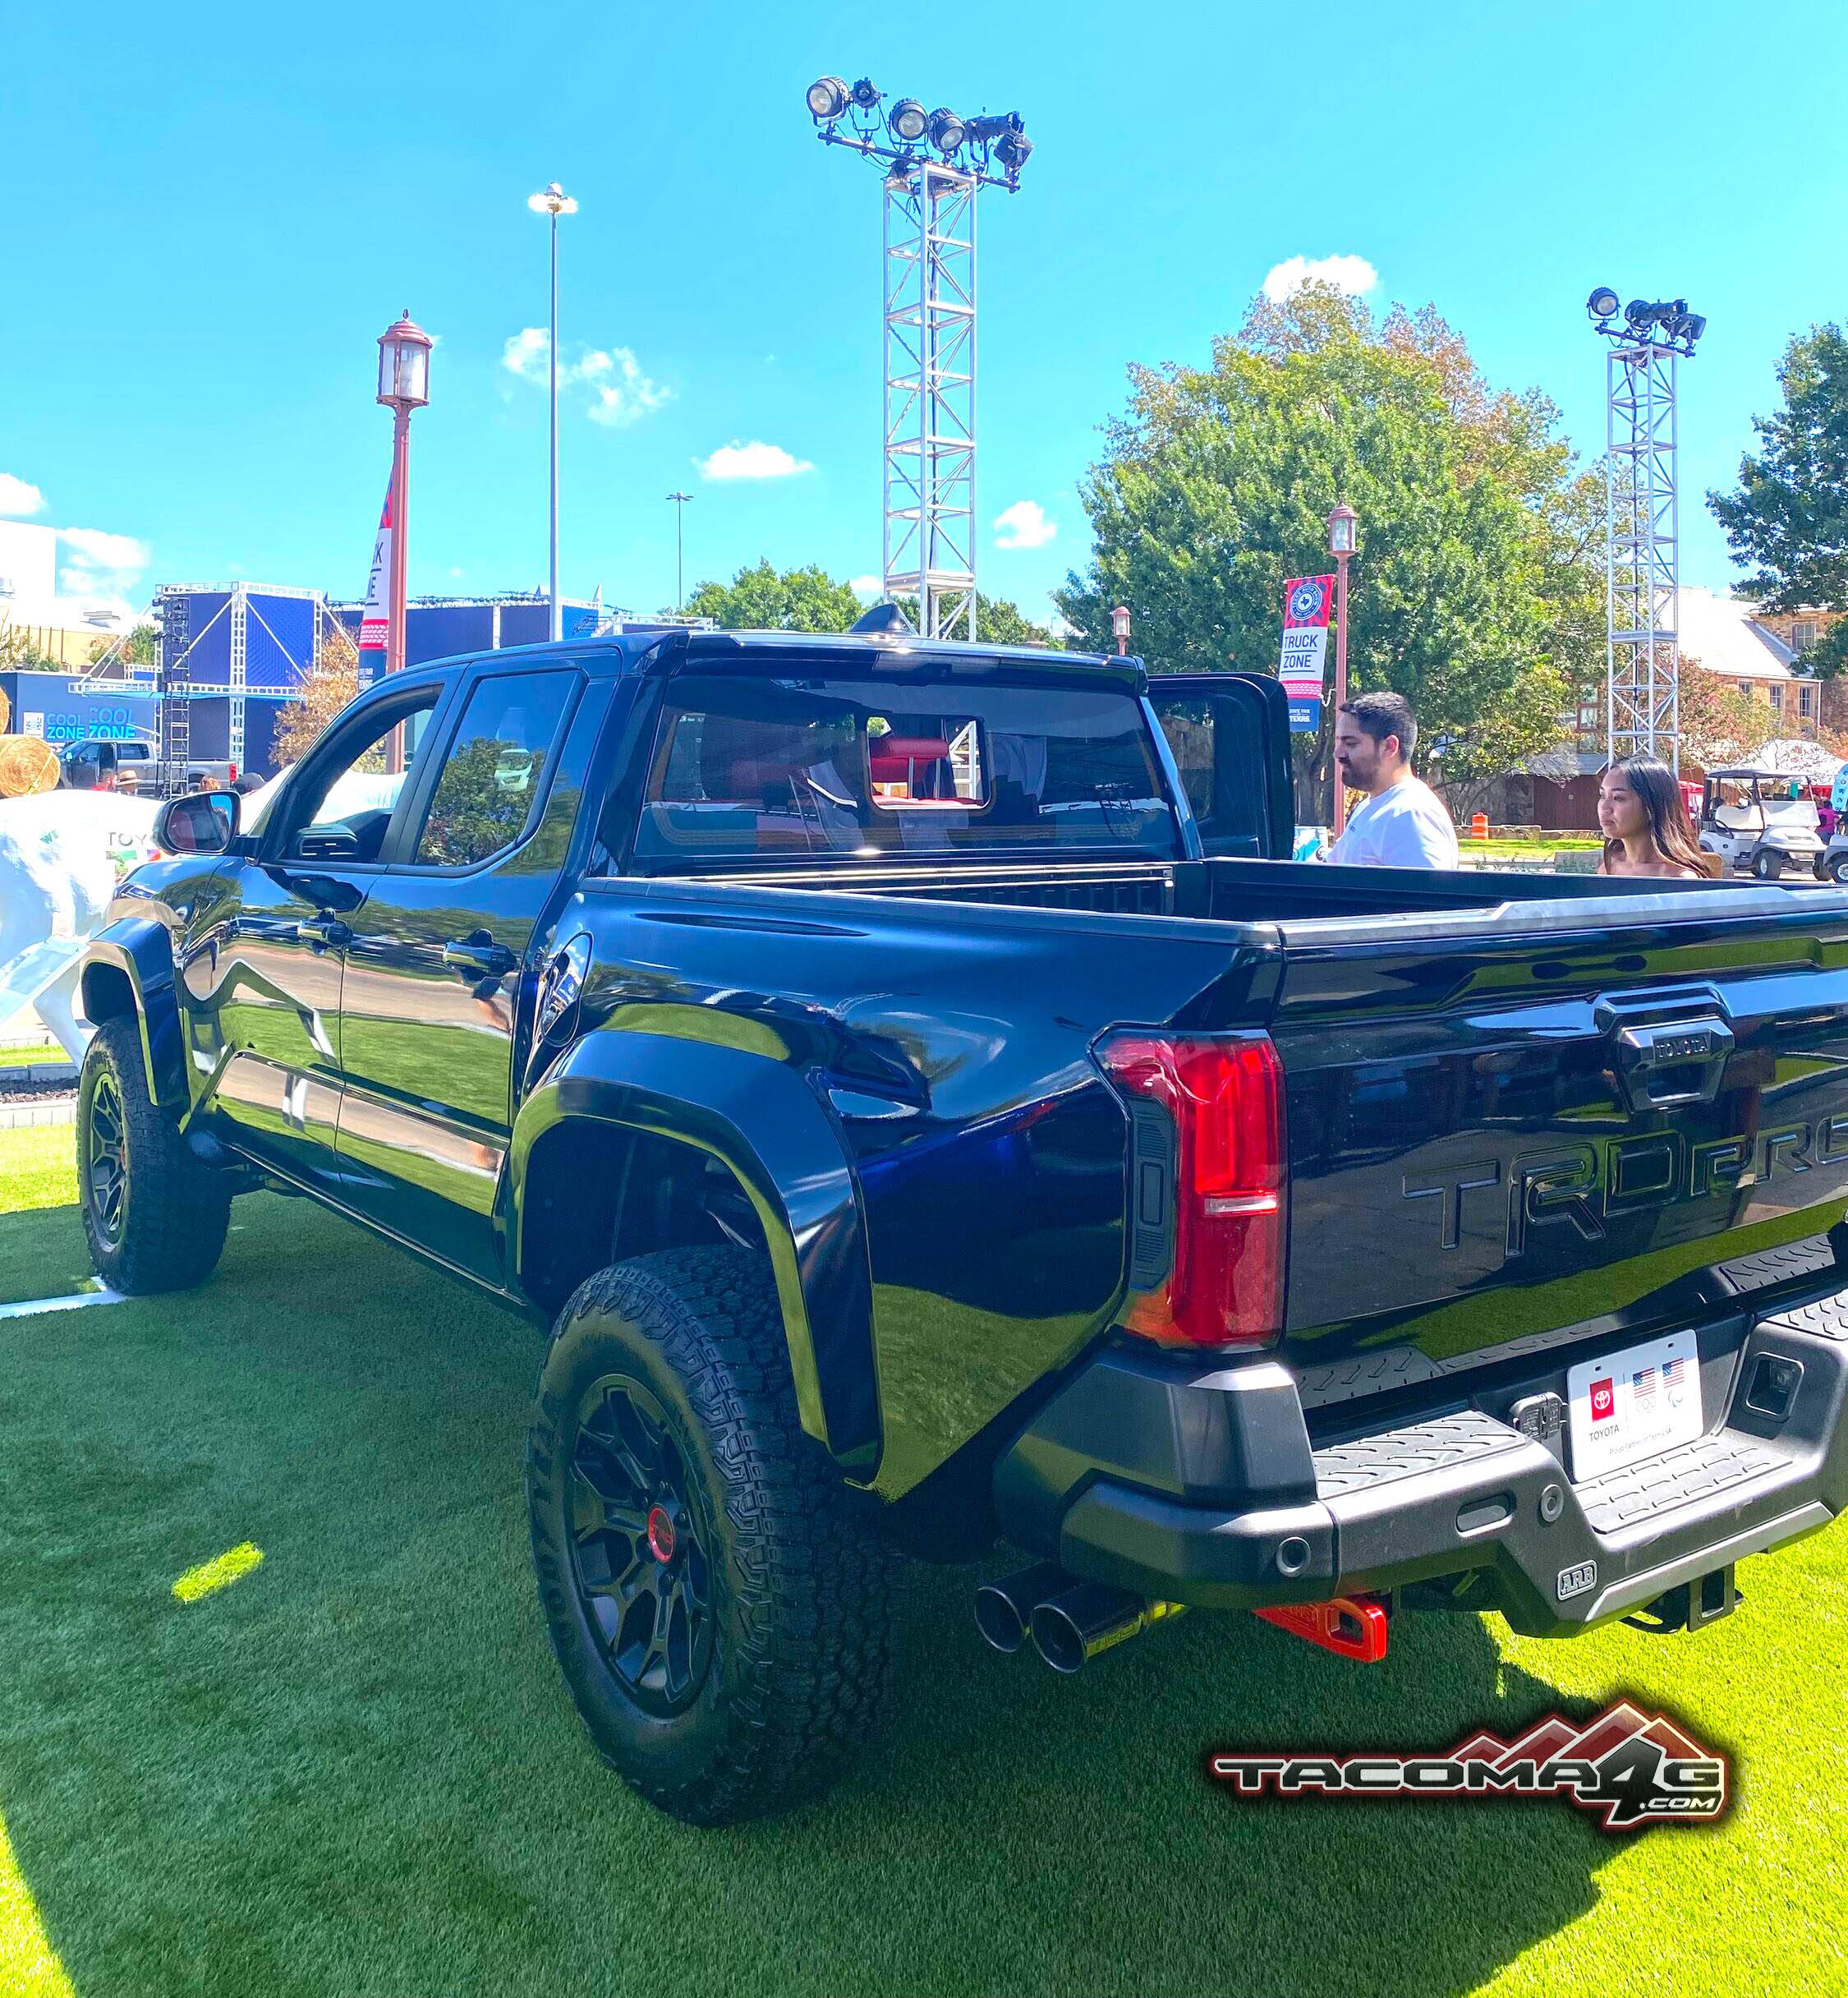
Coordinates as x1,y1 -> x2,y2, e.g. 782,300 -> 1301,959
1096,1030 -> 1286,1349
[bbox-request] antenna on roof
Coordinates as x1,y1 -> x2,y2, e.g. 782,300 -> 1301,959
849,601 -> 915,637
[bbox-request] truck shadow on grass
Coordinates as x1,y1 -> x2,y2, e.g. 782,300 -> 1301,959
0,1192 -> 1611,1998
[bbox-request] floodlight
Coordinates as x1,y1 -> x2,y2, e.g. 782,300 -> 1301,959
889,97 -> 928,142
1680,311 -> 1707,344
927,106 -> 964,151
1586,286 -> 1620,321
994,126 -> 1032,173
807,76 -> 848,120
1625,298 -> 1658,331
850,76 -> 880,108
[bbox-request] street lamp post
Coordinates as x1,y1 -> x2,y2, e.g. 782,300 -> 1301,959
376,310 -> 433,772
1327,503 -> 1358,836
1111,605 -> 1131,657
666,491 -> 693,611
529,182 -> 578,642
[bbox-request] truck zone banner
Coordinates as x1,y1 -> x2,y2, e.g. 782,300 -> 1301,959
1209,1701 -> 1729,1831
1278,573 -> 1334,734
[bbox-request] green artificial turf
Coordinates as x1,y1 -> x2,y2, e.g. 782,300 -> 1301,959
0,1127 -> 1844,1998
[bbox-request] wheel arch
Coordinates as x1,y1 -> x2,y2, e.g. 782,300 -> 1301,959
512,1028 -> 880,1480
79,923 -> 187,1111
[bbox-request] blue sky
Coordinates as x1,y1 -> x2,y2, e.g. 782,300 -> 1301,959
4,0 -> 1846,628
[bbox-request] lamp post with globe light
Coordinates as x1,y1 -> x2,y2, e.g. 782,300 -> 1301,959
529,182 -> 579,641
376,311 -> 432,770
1327,504 -> 1358,835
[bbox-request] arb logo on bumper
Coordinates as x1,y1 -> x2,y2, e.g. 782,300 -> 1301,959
1209,1701 -> 1728,1830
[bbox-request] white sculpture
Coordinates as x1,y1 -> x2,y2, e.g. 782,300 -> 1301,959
0,790 -> 162,1064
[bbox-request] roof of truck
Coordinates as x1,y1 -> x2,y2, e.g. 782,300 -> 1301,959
416,626 -> 1151,690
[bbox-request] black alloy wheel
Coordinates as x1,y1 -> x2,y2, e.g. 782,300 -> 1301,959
568,1374 -> 715,1715
84,1067 -> 127,1249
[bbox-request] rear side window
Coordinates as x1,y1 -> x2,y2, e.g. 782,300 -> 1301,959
411,671 -> 575,868
628,673 -> 1178,869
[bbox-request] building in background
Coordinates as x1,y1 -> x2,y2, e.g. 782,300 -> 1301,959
8,579 -> 709,781
1492,589 -> 1827,832
0,519 -> 140,666
329,593 -> 700,667
1676,587 -> 1817,735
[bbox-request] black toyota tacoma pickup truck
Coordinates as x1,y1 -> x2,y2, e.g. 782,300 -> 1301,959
76,623 -> 1848,1823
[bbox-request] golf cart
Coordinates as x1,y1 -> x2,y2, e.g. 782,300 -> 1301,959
1821,765 -> 1848,882
1699,767 -> 1826,879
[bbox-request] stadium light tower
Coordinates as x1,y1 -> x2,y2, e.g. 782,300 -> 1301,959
807,76 -> 1034,640
1588,287 -> 1707,771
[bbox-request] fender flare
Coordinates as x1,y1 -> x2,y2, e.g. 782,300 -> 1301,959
510,1026 -> 880,1480
78,919 -> 188,1112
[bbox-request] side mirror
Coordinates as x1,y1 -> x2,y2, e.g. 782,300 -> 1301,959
154,788 -> 239,856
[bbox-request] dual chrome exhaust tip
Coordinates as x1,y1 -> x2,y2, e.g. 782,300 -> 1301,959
975,1563 -> 1188,1674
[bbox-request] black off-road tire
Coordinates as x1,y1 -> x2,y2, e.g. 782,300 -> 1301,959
76,1015 -> 232,1293
527,1245 -> 894,1825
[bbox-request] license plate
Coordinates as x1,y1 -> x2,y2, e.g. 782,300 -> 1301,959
1567,1329 -> 1703,1482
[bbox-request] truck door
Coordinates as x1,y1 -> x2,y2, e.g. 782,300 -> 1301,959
195,676 -> 448,1195
333,665 -> 603,1282
1147,673 -> 1295,859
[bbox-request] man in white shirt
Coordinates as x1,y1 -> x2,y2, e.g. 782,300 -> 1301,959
1323,690 -> 1459,869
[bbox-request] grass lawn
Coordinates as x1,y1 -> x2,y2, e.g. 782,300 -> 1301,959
0,1043 -> 62,1070
1,1127 -> 1844,1997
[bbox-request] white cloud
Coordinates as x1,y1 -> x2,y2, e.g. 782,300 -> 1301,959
0,473 -> 45,516
849,574 -> 881,597
502,329 -> 669,427
586,351 -> 670,428
59,527 -> 149,572
697,440 -> 814,481
994,500 -> 1056,550
502,327 -> 550,381
1261,254 -> 1377,304
58,527 -> 149,612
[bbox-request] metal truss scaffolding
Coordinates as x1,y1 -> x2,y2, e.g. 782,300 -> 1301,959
155,590 -> 192,775
1607,342 -> 1680,768
884,161 -> 977,641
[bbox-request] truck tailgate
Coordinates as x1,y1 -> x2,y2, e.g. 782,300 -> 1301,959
1271,887 -> 1848,1382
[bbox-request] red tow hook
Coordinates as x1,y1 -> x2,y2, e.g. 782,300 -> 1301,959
1254,1595 -> 1390,1664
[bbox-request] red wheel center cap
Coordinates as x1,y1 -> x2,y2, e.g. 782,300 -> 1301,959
646,1504 -> 677,1563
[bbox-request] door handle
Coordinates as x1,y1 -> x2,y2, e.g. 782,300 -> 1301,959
443,937 -> 516,978
1607,1016 -> 1735,1110
300,915 -> 352,950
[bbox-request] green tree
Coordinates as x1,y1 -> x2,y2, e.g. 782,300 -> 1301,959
1054,286 -> 1603,808
418,735 -> 546,866
891,592 -> 1064,647
1710,324 -> 1848,674
968,594 -> 1063,647
681,559 -> 862,633
1678,662 -> 1774,770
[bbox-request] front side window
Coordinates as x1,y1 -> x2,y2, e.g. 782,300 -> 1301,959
628,672 -> 1177,869
411,671 -> 575,868
260,688 -> 441,863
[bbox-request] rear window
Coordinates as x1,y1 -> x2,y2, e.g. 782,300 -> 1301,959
627,673 -> 1178,868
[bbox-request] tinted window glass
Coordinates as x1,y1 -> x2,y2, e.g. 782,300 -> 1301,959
1150,693 -> 1269,854
412,672 -> 574,868
269,689 -> 441,863
629,674 -> 1176,868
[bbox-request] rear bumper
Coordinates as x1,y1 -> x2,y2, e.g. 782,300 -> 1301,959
993,1287 -> 1848,1638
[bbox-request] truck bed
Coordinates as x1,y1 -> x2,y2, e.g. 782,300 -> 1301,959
577,855 -> 1848,1492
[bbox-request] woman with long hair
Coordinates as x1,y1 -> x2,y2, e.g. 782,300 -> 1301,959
1597,754 -> 1712,878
